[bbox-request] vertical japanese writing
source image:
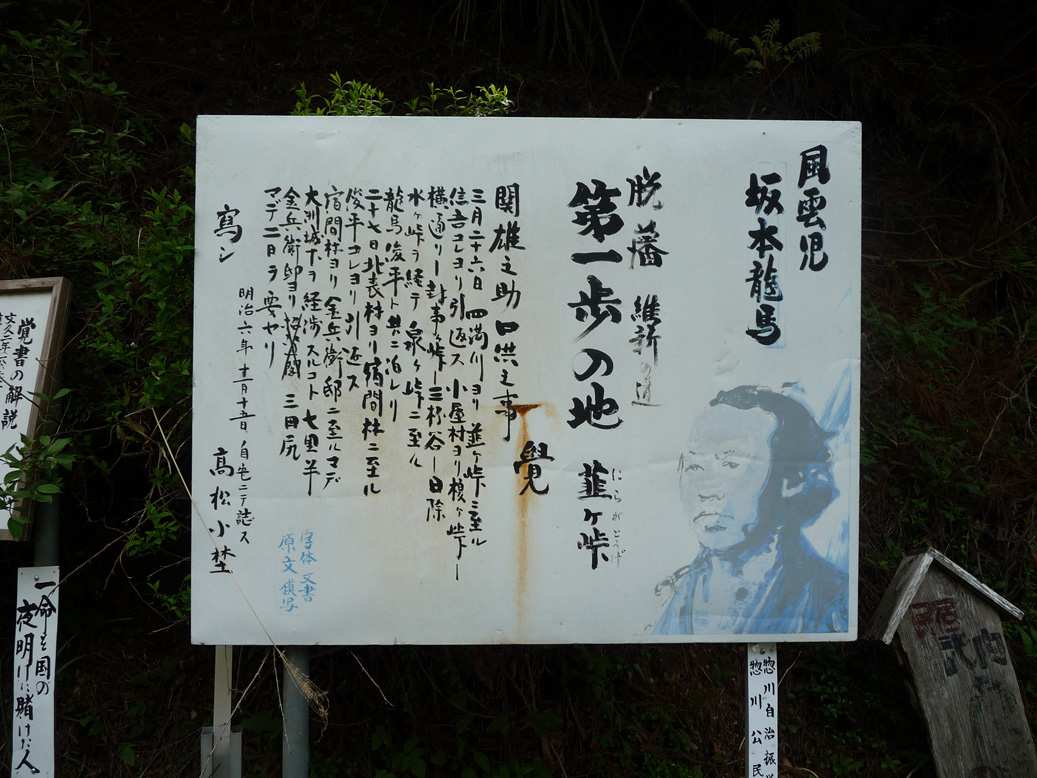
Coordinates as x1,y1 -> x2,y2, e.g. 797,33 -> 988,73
232,286 -> 256,551
0,309 -> 44,525
630,294 -> 661,407
575,459 -> 624,569
259,181 -> 524,578
214,203 -> 243,263
567,166 -> 669,428
566,167 -> 665,568
744,169 -> 784,345
204,205 -> 252,575
203,311 -> 252,573
12,567 -> 59,778
797,144 -> 831,272
627,166 -> 666,408
0,314 -> 36,431
0,313 -> 11,390
746,643 -> 778,778
279,530 -> 318,612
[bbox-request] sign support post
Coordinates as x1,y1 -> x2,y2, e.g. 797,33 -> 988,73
201,645 -> 240,778
746,643 -> 778,778
32,388 -> 68,568
32,498 -> 60,567
283,645 -> 310,778
11,567 -> 60,778
213,645 -> 233,777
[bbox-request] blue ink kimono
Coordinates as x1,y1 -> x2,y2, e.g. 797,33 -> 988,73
652,535 -> 848,635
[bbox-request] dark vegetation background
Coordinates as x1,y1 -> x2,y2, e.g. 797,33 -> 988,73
2,0 -> 1036,775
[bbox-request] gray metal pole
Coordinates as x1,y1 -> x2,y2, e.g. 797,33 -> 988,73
32,390 -> 66,567
32,494 -> 60,567
282,645 -> 310,778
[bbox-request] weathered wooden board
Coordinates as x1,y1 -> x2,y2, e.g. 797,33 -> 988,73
893,565 -> 1037,778
867,548 -> 1022,645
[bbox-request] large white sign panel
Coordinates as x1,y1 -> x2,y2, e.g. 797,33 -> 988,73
192,116 -> 860,645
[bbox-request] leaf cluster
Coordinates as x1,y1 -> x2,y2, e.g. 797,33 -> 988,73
706,19 -> 821,73
293,73 -> 513,118
2,411 -> 75,540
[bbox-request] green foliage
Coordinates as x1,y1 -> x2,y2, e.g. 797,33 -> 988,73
144,575 -> 190,620
557,647 -> 703,776
861,277 -> 1017,564
706,19 -> 820,74
782,651 -> 930,777
293,73 -> 392,116
77,708 -> 105,737
118,743 -> 136,767
402,83 -> 513,117
702,18 -> 822,117
293,73 -> 512,118
0,17 -> 193,616
84,186 -> 194,435
0,19 -> 140,240
303,645 -> 710,778
872,284 -> 1000,377
373,732 -> 429,778
635,753 -> 702,778
125,498 -> 181,557
2,417 -> 76,539
446,0 -> 621,77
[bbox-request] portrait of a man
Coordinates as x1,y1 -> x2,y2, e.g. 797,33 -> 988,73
653,385 -> 849,635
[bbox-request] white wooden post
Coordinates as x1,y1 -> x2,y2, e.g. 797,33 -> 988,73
11,567 -> 59,778
201,646 -> 240,778
746,643 -> 778,778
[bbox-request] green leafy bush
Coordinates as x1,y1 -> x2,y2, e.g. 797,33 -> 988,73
0,18 -> 194,593
294,73 -> 512,118
2,423 -> 75,540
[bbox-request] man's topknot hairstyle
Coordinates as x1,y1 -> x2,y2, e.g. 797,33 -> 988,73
709,385 -> 836,533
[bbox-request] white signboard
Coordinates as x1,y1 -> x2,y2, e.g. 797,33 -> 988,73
192,116 -> 860,645
11,566 -> 59,778
0,278 -> 70,541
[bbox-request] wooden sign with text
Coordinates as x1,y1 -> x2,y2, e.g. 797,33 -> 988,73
868,548 -> 1037,778
0,278 -> 70,541
11,566 -> 60,777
